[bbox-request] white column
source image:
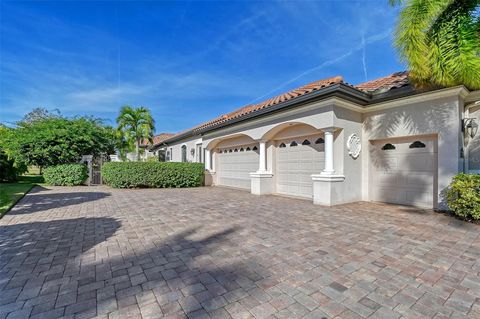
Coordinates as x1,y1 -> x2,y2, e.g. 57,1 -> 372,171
322,129 -> 335,175
258,141 -> 267,172
212,150 -> 216,172
205,149 -> 211,171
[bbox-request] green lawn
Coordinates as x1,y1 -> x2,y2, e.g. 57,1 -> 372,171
0,175 -> 44,218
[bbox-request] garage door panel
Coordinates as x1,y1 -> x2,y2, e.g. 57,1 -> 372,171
370,138 -> 436,208
405,172 -> 433,186
406,190 -> 432,206
217,147 -> 258,190
275,137 -> 324,199
401,154 -> 434,171
374,186 -> 402,202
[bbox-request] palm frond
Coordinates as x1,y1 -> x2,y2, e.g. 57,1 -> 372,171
394,0 -> 480,89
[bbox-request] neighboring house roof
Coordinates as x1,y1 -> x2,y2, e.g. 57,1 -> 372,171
355,71 -> 410,93
141,133 -> 175,147
160,71 -> 431,145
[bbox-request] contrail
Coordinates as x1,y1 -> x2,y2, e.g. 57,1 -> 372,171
248,29 -> 391,104
361,30 -> 368,82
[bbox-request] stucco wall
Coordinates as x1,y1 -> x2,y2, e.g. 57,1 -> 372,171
332,106 -> 363,204
362,95 -> 462,208
167,136 -> 202,163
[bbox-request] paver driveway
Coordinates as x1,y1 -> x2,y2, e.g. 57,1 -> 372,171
0,186 -> 479,319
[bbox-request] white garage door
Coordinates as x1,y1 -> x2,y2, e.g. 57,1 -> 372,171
370,138 -> 437,208
216,146 -> 259,189
276,137 -> 325,198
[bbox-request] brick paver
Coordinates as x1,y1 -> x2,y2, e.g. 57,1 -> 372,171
0,186 -> 479,318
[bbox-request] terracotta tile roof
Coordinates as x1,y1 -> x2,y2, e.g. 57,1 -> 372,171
141,133 -> 175,147
163,71 -> 413,142
355,71 -> 410,93
193,76 -> 344,132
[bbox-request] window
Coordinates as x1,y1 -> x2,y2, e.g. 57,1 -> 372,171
315,138 -> 325,144
196,144 -> 202,162
181,145 -> 187,162
381,143 -> 396,150
290,141 -> 298,147
158,149 -> 166,162
169,148 -> 173,161
166,150 -> 171,161
409,141 -> 426,149
302,139 -> 311,145
279,143 -> 286,148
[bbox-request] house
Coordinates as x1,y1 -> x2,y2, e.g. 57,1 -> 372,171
124,133 -> 174,161
152,71 -> 480,209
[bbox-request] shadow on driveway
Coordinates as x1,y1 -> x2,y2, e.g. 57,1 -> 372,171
7,186 -> 111,215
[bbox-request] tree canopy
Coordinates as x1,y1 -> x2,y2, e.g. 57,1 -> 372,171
0,109 -> 116,170
391,0 -> 480,89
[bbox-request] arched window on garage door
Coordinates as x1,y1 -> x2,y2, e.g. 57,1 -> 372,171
181,145 -> 187,162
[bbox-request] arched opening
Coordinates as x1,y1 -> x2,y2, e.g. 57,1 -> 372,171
266,123 -> 325,199
213,134 -> 259,190
181,145 -> 187,162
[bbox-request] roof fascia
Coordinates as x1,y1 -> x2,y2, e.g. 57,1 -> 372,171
190,84 -> 369,137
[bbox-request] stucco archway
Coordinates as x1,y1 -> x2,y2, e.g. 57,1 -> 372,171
261,122 -> 321,141
205,133 -> 257,150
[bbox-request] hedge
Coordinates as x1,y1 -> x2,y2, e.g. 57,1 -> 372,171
446,173 -> 480,221
43,164 -> 88,186
101,162 -> 205,188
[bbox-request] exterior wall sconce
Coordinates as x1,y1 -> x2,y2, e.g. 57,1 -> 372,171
463,118 -> 478,139
190,148 -> 195,156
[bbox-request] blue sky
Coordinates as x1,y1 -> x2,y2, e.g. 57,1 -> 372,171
1,1 -> 403,133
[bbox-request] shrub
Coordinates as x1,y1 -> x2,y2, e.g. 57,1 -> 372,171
0,149 -> 17,182
446,173 -> 480,220
43,164 -> 88,186
102,162 -> 204,188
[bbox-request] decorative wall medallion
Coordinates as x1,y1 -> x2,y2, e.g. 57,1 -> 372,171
347,133 -> 361,159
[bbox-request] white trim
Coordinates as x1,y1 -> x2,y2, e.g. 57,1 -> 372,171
311,174 -> 345,182
363,86 -> 468,113
249,172 -> 273,178
466,90 -> 480,103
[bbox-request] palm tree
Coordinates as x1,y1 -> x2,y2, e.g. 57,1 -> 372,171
391,0 -> 480,89
116,105 -> 155,161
